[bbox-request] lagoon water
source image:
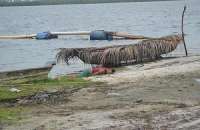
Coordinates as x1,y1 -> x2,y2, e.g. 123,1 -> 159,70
0,0 -> 199,73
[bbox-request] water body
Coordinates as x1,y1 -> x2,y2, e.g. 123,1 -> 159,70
0,0 -> 199,73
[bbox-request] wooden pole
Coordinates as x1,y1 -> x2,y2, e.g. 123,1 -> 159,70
0,31 -> 91,39
51,31 -> 91,35
0,31 -> 152,40
182,6 -> 188,56
0,34 -> 36,39
108,32 -> 152,40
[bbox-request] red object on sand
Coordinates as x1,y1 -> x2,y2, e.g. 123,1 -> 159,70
91,66 -> 113,75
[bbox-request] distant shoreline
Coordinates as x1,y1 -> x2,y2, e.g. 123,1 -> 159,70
0,0 -> 176,7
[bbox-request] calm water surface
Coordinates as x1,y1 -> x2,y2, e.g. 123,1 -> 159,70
0,0 -> 199,73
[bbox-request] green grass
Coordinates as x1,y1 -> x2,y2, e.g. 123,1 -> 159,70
0,74 -> 91,101
0,73 -> 96,123
0,107 -> 26,123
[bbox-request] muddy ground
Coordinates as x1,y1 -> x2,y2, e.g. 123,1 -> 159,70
2,55 -> 200,130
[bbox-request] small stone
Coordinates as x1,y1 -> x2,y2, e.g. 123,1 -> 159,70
176,103 -> 187,108
136,99 -> 143,103
107,93 -> 121,97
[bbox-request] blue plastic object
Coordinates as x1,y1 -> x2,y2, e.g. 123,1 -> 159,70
79,69 -> 92,77
36,32 -> 58,40
90,30 -> 113,40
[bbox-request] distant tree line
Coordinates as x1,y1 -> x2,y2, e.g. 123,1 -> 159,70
0,0 -> 174,6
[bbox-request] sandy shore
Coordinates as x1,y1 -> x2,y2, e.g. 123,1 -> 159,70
3,55 -> 200,130
88,55 -> 200,84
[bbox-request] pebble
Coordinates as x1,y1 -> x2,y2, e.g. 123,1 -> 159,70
136,99 -> 143,103
107,93 -> 121,97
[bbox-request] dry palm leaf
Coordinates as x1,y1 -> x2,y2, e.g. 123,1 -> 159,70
56,35 -> 183,67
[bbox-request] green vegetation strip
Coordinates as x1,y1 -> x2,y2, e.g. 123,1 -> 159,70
0,71 -> 96,125
0,73 -> 91,101
0,73 -> 94,123
0,107 -> 25,123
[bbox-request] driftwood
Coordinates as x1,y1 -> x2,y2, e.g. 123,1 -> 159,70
57,35 -> 183,67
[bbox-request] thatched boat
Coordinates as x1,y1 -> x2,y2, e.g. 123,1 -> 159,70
56,6 -> 187,67
56,35 -> 183,67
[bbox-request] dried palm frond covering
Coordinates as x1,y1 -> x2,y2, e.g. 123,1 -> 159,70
56,34 -> 183,67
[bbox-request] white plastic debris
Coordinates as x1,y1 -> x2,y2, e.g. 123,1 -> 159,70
10,88 -> 21,92
107,93 -> 121,97
195,79 -> 200,84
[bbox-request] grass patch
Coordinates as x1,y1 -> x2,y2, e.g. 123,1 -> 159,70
0,74 -> 92,101
0,72 -> 102,123
0,107 -> 26,123
0,73 -> 95,123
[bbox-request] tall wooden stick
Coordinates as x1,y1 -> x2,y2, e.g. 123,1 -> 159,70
182,5 -> 188,56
